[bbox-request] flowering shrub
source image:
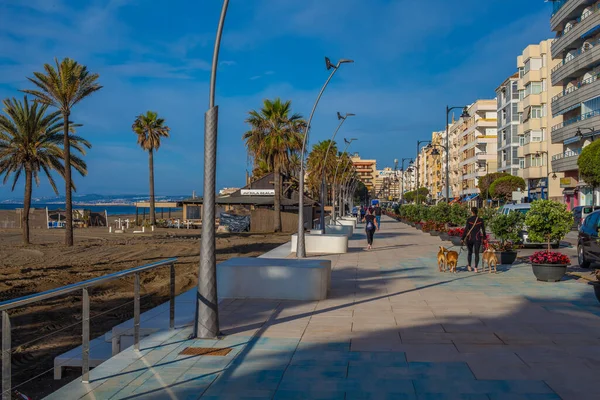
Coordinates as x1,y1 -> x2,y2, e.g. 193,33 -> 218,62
529,251 -> 571,265
422,220 -> 435,232
448,227 -> 464,237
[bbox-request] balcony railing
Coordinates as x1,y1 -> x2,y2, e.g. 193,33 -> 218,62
555,3 -> 600,37
552,72 -> 600,102
551,148 -> 582,161
551,108 -> 600,131
551,38 -> 600,74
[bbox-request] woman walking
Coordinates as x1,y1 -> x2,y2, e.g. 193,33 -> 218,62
362,207 -> 379,250
461,207 -> 486,273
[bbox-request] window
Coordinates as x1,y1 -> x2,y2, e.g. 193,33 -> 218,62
519,159 -> 525,169
524,60 -> 531,75
525,82 -> 542,97
519,67 -> 524,78
512,103 -> 519,121
531,106 -> 542,119
512,82 -> 519,99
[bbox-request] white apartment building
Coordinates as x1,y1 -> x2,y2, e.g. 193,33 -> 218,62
496,73 -> 522,175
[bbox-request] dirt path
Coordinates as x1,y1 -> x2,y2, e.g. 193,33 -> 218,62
0,227 -> 290,399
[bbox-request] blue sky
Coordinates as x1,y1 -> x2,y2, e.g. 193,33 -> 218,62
0,0 -> 553,199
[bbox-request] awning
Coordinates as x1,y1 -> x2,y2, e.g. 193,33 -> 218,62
462,193 -> 479,202
581,24 -> 600,39
553,102 -> 582,117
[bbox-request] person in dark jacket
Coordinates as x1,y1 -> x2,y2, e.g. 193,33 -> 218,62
362,207 -> 380,250
461,207 -> 486,273
374,204 -> 382,227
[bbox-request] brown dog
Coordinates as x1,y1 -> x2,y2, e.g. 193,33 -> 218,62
445,249 -> 459,274
438,246 -> 447,272
482,248 -> 498,274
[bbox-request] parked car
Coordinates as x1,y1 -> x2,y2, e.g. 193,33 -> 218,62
577,210 -> 600,268
573,205 -> 600,230
499,203 -> 559,248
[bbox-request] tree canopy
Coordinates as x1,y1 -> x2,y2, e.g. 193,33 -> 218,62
478,172 -> 510,199
578,140 -> 600,189
490,175 -> 526,201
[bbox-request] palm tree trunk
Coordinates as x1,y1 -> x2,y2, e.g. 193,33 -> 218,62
63,111 -> 74,246
22,165 -> 32,245
149,149 -> 156,225
274,162 -> 282,232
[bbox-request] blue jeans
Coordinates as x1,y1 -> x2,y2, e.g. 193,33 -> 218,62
376,215 -> 381,227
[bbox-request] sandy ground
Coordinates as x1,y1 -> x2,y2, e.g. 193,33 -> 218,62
0,226 -> 290,399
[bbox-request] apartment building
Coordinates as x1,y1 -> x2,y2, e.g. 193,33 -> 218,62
375,167 -> 401,200
425,131 -> 445,202
516,40 -> 565,202
459,100 -> 498,199
448,117 -> 466,200
496,72 -> 522,175
550,0 -> 600,208
350,153 -> 377,192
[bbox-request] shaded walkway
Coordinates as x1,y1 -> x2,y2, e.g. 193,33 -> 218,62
47,216 -> 600,399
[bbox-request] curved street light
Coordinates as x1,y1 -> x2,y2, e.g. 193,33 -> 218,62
331,137 -> 357,222
319,113 -> 355,233
296,57 -> 354,258
195,0 -> 229,339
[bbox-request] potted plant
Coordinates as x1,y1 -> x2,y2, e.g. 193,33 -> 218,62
448,227 -> 465,246
449,203 -> 469,228
488,211 -> 524,265
525,200 -> 574,282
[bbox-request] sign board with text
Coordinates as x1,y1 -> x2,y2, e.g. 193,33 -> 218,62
240,189 -> 275,196
559,177 -> 576,188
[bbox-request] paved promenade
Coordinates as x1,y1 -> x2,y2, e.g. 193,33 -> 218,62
47,216 -> 600,399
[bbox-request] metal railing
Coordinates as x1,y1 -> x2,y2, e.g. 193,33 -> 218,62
552,0 -> 569,17
552,72 -> 600,102
551,148 -> 582,161
0,257 -> 177,399
555,3 -> 600,37
552,108 -> 600,131
551,38 -> 600,74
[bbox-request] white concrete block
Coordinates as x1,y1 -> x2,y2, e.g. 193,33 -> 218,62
325,224 -> 353,237
217,257 -> 331,301
290,233 -> 349,254
336,219 -> 356,229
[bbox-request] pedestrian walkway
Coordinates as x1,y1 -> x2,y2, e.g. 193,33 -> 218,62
47,216 -> 600,399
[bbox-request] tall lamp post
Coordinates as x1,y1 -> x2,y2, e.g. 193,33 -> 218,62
445,106 -> 470,203
195,0 -> 229,339
332,137 -> 357,222
297,57 -> 353,258
320,113 -> 355,233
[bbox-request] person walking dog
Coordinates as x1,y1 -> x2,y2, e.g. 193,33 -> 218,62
363,207 -> 379,250
461,207 -> 486,273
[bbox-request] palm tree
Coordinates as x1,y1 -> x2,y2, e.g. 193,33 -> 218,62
243,98 -> 305,232
22,58 -> 101,246
306,140 -> 338,199
132,111 -> 170,226
0,96 -> 90,245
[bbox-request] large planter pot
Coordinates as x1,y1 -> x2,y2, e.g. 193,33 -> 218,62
531,263 -> 568,282
495,251 -> 518,265
415,224 -> 422,230
450,236 -> 463,247
439,233 -> 450,241
430,230 -> 440,236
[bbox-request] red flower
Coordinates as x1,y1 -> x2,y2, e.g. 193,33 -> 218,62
529,251 -> 571,265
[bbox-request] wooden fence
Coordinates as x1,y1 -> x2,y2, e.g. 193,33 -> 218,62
250,208 -> 312,233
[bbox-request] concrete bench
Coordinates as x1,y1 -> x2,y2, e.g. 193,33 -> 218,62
217,257 -> 331,301
325,225 -> 353,237
290,233 -> 349,254
336,219 -> 356,229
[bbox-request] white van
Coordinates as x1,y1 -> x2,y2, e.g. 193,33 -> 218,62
499,203 -> 560,248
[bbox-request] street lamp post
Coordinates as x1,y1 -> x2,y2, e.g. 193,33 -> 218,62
320,113 -> 355,233
297,57 -> 353,258
445,106 -> 470,203
332,137 -> 357,222
195,0 -> 229,339
576,127 -> 598,141
425,143 -> 449,205
535,151 -> 549,200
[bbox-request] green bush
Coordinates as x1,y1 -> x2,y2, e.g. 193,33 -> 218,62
449,203 -> 469,226
479,207 -> 498,224
524,200 -> 573,251
578,140 -> 600,189
489,211 -> 524,251
490,175 -> 526,201
430,202 -> 451,224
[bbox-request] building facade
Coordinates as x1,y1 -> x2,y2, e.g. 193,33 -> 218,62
550,0 -> 600,208
459,100 -> 498,198
375,167 -> 402,201
350,153 -> 377,193
496,73 -> 522,175
516,39 -> 565,202
448,117 -> 466,200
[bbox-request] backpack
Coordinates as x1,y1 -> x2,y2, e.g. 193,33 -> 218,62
366,219 -> 374,230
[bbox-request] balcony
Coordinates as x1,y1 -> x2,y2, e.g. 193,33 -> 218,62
552,3 -> 600,58
551,108 -> 600,143
522,70 -> 542,85
521,166 -> 547,181
551,72 -> 600,116
522,118 -> 542,132
551,0 -> 587,32
551,39 -> 600,86
522,93 -> 542,110
551,148 -> 582,172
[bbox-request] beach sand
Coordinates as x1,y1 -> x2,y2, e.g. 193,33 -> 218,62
0,226 -> 290,398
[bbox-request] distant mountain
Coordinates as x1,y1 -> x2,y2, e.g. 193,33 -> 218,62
0,194 -> 191,205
